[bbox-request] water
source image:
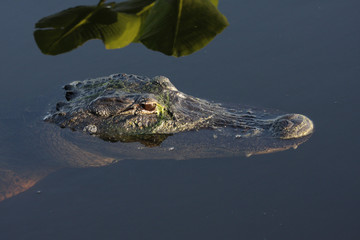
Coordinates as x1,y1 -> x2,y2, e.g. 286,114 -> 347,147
0,0 -> 359,239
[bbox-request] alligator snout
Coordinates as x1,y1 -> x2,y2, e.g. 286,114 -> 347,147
270,114 -> 314,139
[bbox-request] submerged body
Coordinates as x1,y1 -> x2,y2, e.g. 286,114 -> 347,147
45,73 -> 313,143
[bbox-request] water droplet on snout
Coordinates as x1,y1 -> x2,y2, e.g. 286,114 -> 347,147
245,152 -> 253,157
83,125 -> 97,134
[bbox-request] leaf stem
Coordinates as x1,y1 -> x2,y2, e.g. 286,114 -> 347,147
136,2 -> 156,16
173,0 -> 183,52
97,0 -> 106,7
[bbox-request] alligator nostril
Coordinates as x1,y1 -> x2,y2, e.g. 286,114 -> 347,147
270,114 -> 314,139
275,119 -> 294,130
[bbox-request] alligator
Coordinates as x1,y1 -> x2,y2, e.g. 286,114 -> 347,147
44,73 -> 314,144
0,73 -> 314,202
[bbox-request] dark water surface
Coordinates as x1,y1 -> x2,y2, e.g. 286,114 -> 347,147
1,0 -> 360,239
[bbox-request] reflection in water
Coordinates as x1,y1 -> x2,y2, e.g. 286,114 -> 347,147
34,0 -> 228,56
0,117 -> 117,202
0,119 -> 311,202
0,169 -> 50,202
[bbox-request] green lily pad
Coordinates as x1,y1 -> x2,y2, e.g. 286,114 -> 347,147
139,0 -> 228,56
34,3 -> 141,55
34,0 -> 228,57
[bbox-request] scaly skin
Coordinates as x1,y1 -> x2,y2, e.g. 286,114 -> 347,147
44,73 -> 314,142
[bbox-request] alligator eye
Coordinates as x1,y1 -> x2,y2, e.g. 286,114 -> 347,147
141,103 -> 156,111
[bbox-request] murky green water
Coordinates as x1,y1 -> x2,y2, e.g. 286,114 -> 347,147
0,0 -> 359,239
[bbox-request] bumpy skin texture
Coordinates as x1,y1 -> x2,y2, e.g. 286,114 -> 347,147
45,73 -> 313,142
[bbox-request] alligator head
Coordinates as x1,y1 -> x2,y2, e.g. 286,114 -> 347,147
45,73 -> 314,145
